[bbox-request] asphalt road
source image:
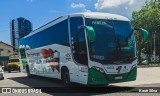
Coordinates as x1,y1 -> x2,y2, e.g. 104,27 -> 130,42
0,67 -> 160,96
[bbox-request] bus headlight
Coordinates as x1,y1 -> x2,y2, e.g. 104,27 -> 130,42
91,66 -> 105,73
131,64 -> 136,70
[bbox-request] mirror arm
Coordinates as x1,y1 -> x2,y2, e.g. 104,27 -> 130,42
134,27 -> 141,30
78,25 -> 87,29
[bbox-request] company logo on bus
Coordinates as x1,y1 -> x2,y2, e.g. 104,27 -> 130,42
107,66 -> 114,69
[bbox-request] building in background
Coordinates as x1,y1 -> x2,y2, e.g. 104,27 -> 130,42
0,41 -> 13,70
10,17 -> 33,50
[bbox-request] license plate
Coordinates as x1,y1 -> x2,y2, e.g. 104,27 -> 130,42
115,76 -> 122,80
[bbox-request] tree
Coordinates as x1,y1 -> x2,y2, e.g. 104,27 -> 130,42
131,0 -> 160,63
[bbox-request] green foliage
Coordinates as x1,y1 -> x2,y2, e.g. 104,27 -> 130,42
131,0 -> 160,56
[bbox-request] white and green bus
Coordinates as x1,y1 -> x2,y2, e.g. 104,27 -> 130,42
19,12 -> 148,85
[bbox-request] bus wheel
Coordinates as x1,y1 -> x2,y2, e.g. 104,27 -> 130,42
8,68 -> 11,73
19,67 -> 21,72
61,68 -> 71,86
26,66 -> 32,78
8,69 -> 11,73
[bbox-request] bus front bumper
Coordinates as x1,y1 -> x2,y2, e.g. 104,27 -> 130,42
87,67 -> 137,85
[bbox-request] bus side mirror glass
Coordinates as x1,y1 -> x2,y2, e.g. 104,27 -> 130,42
86,26 -> 95,42
134,28 -> 149,42
78,25 -> 95,42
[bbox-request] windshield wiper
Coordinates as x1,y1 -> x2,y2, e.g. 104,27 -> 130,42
115,36 -> 122,61
111,21 -> 122,61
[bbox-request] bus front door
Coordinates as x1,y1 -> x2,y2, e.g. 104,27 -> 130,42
70,17 -> 88,84
75,27 -> 88,84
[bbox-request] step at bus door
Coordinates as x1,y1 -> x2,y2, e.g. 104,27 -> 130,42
78,65 -> 88,84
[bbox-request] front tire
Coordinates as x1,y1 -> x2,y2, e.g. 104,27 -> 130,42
61,68 -> 71,86
0,77 -> 4,80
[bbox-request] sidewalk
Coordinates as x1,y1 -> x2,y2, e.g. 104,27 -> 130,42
138,64 -> 160,68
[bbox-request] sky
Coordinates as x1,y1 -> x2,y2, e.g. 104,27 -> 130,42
0,0 -> 147,45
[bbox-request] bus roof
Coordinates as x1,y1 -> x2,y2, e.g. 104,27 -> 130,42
24,12 -> 129,38
70,12 -> 130,21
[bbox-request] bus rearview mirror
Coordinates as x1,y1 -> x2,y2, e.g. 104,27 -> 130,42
78,25 -> 95,42
134,28 -> 149,42
86,26 -> 95,42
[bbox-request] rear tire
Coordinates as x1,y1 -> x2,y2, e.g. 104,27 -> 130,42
8,68 -> 11,73
26,66 -> 32,78
61,68 -> 71,86
18,67 -> 21,72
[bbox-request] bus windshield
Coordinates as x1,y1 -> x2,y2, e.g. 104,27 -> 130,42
85,18 -> 136,64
